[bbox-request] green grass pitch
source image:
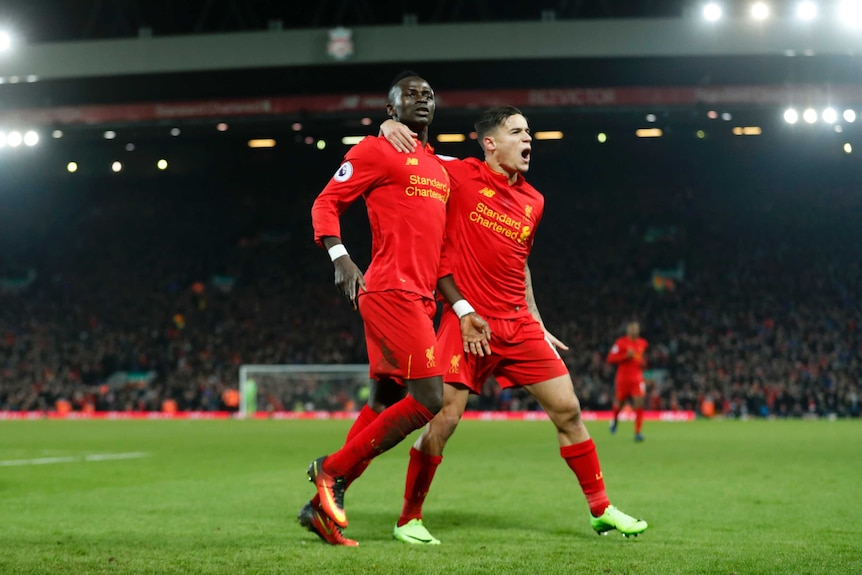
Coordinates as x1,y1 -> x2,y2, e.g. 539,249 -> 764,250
1,419 -> 859,575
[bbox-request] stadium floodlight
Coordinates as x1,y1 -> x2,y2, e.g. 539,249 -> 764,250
23,130 -> 38,146
157,159 -> 168,170
802,108 -> 818,123
750,2 -> 770,20
822,107 -> 838,124
636,128 -> 663,138
732,126 -> 763,136
248,138 -> 276,148
0,31 -> 11,52
170,127 -> 181,136
646,114 -> 657,122
703,2 -> 723,21
67,161 -> 78,173
534,131 -> 564,140
216,122 -> 228,132
784,108 -> 799,124
839,1 -> 862,26
437,133 -> 466,143
844,143 -> 853,154
111,161 -> 122,173
104,130 -> 116,140
597,132 -> 608,143
341,135 -> 365,145
843,109 -> 857,123
7,131 -> 22,147
796,1 -> 817,20
52,129 -> 63,139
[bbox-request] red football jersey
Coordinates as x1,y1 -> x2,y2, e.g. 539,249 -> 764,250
437,157 -> 544,319
312,136 -> 450,299
606,337 -> 648,384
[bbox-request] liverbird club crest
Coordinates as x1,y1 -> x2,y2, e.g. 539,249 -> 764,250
327,27 -> 354,61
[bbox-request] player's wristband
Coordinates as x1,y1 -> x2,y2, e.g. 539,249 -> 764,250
327,244 -> 349,261
452,299 -> 476,319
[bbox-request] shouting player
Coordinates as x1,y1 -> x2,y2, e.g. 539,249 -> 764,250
380,106 -> 648,545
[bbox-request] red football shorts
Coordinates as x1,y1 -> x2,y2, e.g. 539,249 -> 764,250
358,290 -> 442,384
615,379 -> 646,402
437,309 -> 569,394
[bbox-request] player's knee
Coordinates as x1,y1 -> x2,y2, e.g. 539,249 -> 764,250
559,396 -> 583,427
412,386 -> 443,415
434,408 -> 462,440
422,392 -> 444,415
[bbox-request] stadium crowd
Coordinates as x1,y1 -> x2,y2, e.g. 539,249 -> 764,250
1,144 -> 860,419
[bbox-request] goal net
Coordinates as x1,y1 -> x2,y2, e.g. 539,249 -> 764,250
238,364 -> 371,419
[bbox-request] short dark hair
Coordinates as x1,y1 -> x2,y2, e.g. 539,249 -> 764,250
474,106 -> 525,147
388,69 -> 422,103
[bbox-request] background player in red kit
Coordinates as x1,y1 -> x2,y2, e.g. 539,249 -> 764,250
301,71 -> 490,546
606,321 -> 649,441
381,106 -> 648,544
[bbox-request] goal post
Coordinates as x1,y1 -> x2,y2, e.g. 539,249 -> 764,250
238,364 -> 370,419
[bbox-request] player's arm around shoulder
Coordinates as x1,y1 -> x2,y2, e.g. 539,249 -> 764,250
380,119 -> 418,154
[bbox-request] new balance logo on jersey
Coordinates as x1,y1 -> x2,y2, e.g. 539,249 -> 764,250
405,157 -> 419,166
477,187 -> 496,198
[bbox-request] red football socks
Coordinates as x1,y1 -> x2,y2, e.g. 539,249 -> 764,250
397,447 -> 443,526
311,404 -> 378,507
634,407 -> 644,435
323,395 -> 434,477
560,439 -> 610,517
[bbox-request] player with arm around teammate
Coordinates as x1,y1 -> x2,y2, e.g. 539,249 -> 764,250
299,71 -> 491,546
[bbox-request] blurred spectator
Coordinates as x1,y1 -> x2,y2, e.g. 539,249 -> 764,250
1,158 -> 860,419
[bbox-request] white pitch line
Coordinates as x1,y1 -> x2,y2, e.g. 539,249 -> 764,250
0,452 -> 148,467
84,452 -> 148,462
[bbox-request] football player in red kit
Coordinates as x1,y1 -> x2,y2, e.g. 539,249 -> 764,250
301,71 -> 490,546
606,321 -> 649,441
380,107 -> 648,545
